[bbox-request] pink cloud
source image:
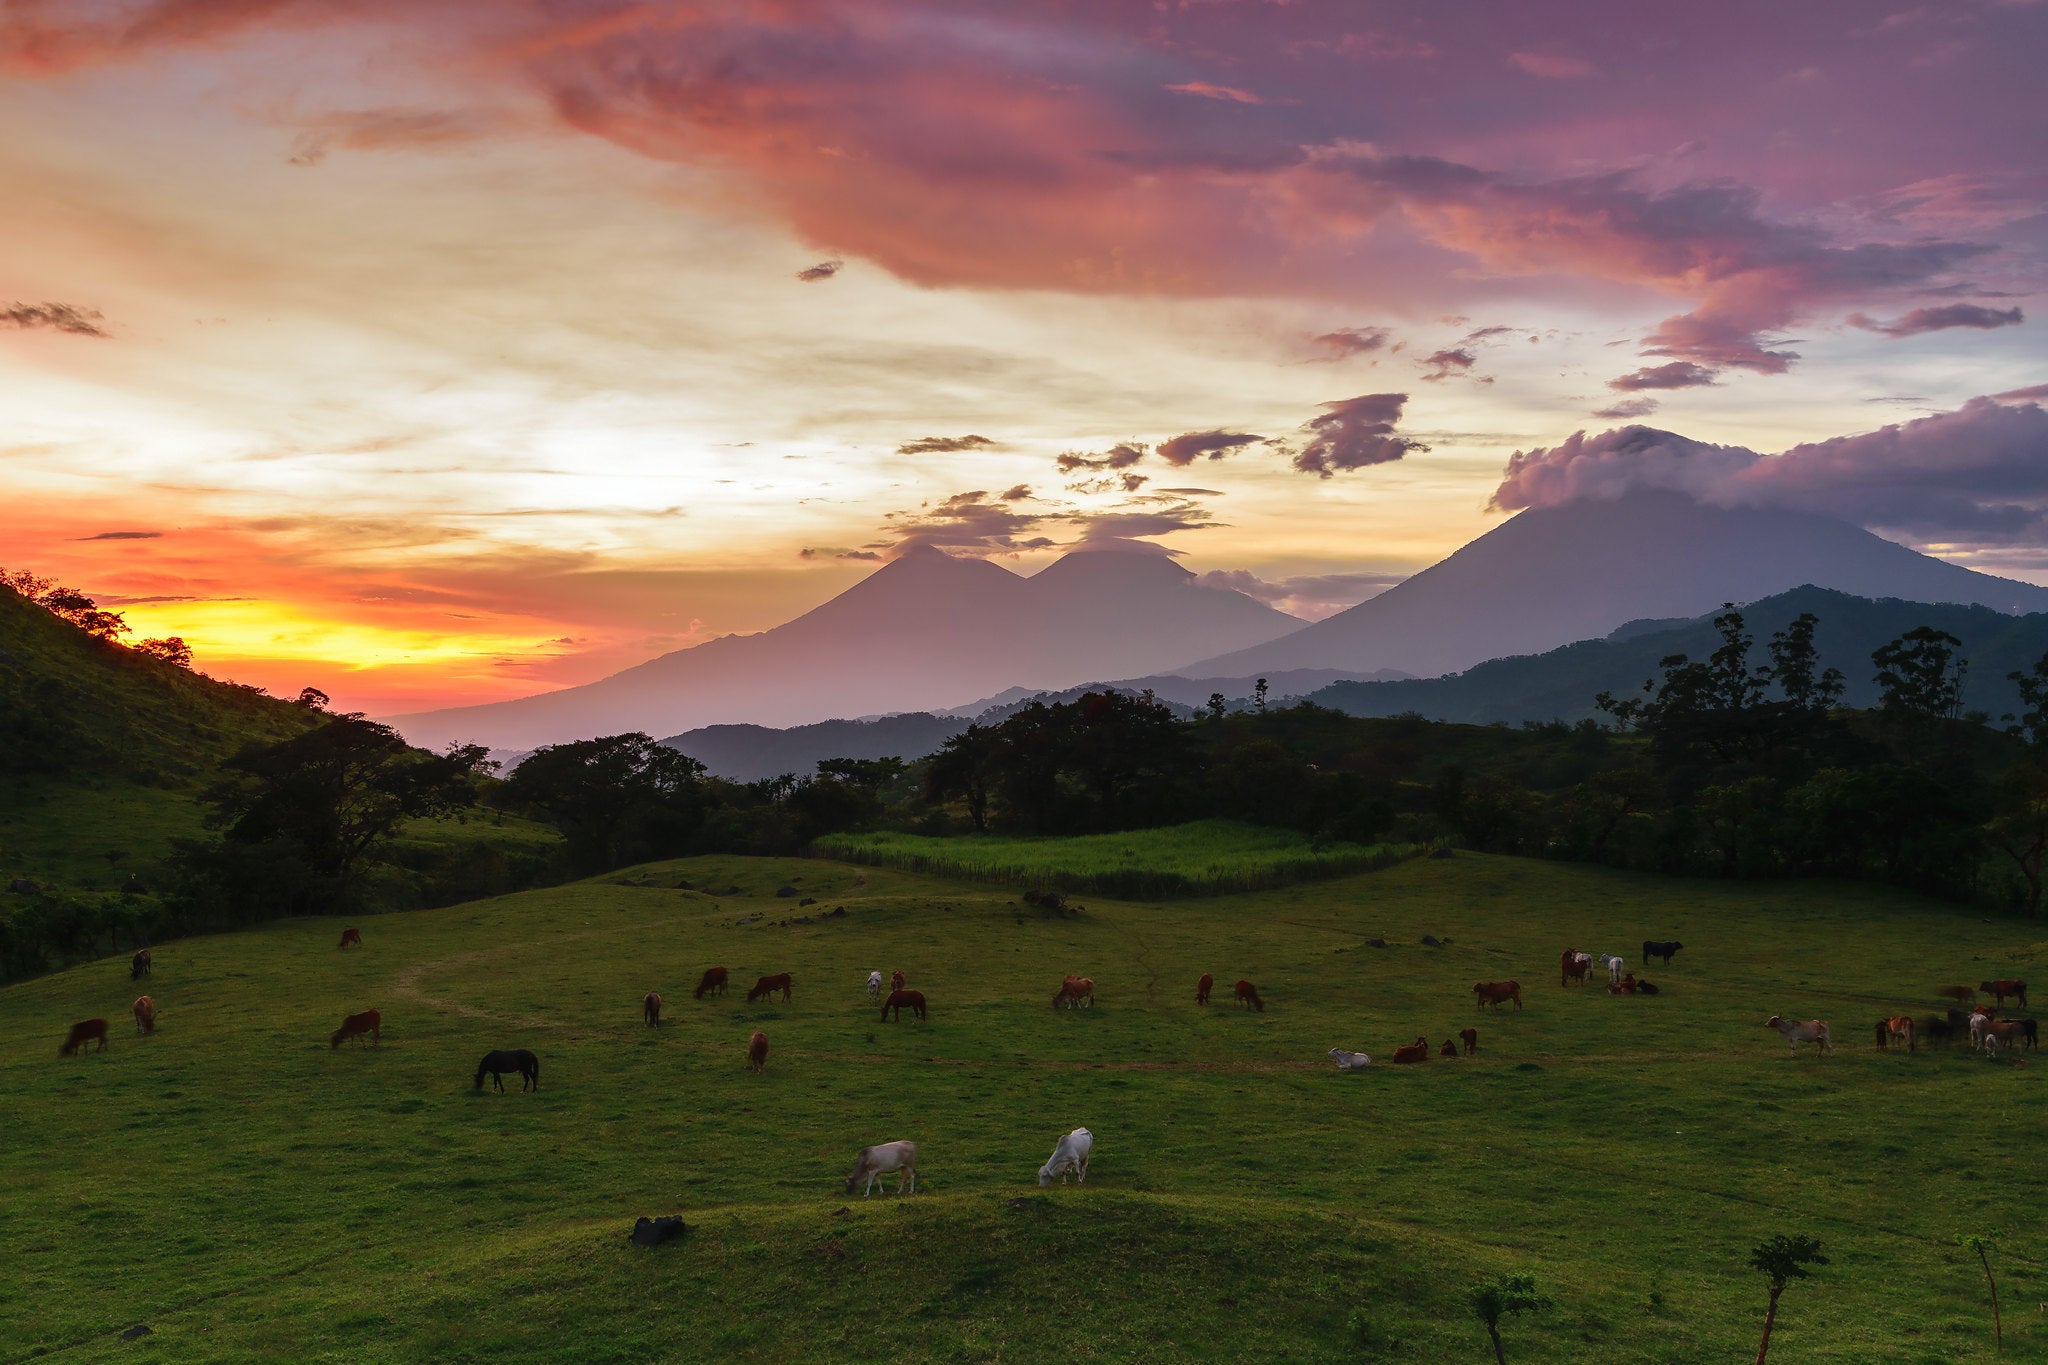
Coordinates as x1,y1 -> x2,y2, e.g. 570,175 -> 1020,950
1165,81 -> 1263,104
1847,303 -> 2023,337
1156,430 -> 1264,466
1292,393 -> 1428,478
1508,51 -> 1597,79
1610,361 -> 1718,391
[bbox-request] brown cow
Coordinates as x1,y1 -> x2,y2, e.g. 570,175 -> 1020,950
1234,979 -> 1265,1012
1940,984 -> 1976,1006
133,996 -> 157,1034
747,972 -> 793,1003
694,966 -> 728,999
1885,1016 -> 1915,1052
746,1030 -> 768,1072
882,988 -> 926,1022
1981,979 -> 2028,1009
131,948 -> 152,980
1473,980 -> 1522,1012
337,928 -> 362,949
61,1019 -> 109,1056
1391,1036 -> 1429,1064
1196,973 -> 1213,1005
1560,950 -> 1590,987
331,1009 -> 381,1048
1054,975 -> 1094,1009
1459,1027 -> 1478,1055
643,991 -> 662,1027
890,969 -> 906,993
1982,1019 -> 2025,1054
1438,1039 -> 1459,1057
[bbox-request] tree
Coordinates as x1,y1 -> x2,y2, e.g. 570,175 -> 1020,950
1765,611 -> 1844,711
2007,649 -> 2048,749
926,723 -> 999,831
1,569 -> 132,641
1206,692 -> 1227,721
1872,627 -> 1967,720
134,636 -> 193,669
814,756 -> 906,792
1748,1232 -> 1826,1364
1469,1273 -> 1550,1365
1956,1230 -> 2003,1353
295,687 -> 331,710
1988,765 -> 2048,916
1254,677 -> 1269,712
503,733 -> 711,874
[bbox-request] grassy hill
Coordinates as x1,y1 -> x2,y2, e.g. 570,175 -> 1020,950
3,851 -> 2043,1361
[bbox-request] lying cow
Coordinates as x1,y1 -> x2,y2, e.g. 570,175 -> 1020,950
1328,1048 -> 1372,1070
1038,1128 -> 1093,1186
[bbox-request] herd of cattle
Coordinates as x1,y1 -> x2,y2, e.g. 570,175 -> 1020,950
44,924 -> 2037,1193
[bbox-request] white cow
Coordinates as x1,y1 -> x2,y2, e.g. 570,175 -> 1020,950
845,1140 -> 917,1196
1764,1014 -> 1833,1056
1604,956 -> 1626,986
1328,1048 -> 1373,1070
866,970 -> 883,1002
1970,1012 -> 1993,1050
1038,1127 -> 1093,1186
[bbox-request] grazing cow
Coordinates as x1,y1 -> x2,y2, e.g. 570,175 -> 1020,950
337,928 -> 362,949
1459,1027 -> 1478,1055
61,1019 -> 109,1056
1919,1014 -> 1953,1047
1635,979 -> 1660,996
747,1030 -> 769,1072
131,948 -> 152,980
1981,979 -> 2028,1010
1981,1019 -> 2024,1055
1885,1016 -> 1916,1052
694,966 -> 728,999
747,972 -> 793,1003
1642,940 -> 1683,966
882,988 -> 927,1022
1391,1037 -> 1429,1064
1763,1015 -> 1831,1056
890,970 -> 906,993
1560,951 -> 1590,988
1472,980 -> 1522,1012
132,996 -> 156,1034
1054,975 -> 1094,1009
1038,1128 -> 1093,1186
845,1140 -> 917,1196
867,971 -> 884,1002
473,1049 -> 539,1091
1438,1039 -> 1459,1057
643,991 -> 662,1027
1328,1048 -> 1372,1070
330,1008 -> 381,1049
1234,979 -> 1265,1012
1196,973 -> 1213,1005
1941,984 -> 1976,1006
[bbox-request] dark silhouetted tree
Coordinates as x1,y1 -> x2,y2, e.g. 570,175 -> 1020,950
504,733 -> 710,874
1469,1273 -> 1550,1365
1748,1233 -> 1826,1365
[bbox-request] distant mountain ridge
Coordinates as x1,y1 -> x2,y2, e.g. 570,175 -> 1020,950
387,547 -> 1305,753
1184,491 -> 2048,679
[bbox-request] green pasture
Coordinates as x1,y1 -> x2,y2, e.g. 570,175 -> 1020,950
2,852 -> 2044,1362
814,819 -> 1408,897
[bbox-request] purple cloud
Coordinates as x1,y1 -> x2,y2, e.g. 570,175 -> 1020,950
1292,394 -> 1429,478
1157,430 -> 1264,466
1610,361 -> 1719,391
1848,303 -> 2023,338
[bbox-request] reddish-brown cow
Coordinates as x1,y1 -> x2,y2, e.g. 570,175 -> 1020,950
61,1019 -> 108,1056
1459,1027 -> 1479,1055
643,991 -> 662,1027
1560,950 -> 1589,987
1391,1037 -> 1429,1064
337,928 -> 361,949
1473,980 -> 1522,1012
330,1009 -> 381,1049
694,966 -> 728,999
882,988 -> 926,1022
1196,973 -> 1213,1005
133,996 -> 156,1034
746,1030 -> 768,1072
1234,979 -> 1265,1012
1981,979 -> 2028,1009
747,972 -> 793,1003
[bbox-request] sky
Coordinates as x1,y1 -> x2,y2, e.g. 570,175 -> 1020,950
2,0 -> 2043,714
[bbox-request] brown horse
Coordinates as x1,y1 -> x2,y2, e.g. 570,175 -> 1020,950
331,1009 -> 381,1048
882,988 -> 927,1022
131,948 -> 152,980
694,966 -> 728,999
747,972 -> 793,1003
643,991 -> 662,1027
1196,972 -> 1213,1005
337,928 -> 362,949
133,996 -> 157,1034
1234,979 -> 1265,1012
61,1019 -> 109,1056
746,1030 -> 768,1072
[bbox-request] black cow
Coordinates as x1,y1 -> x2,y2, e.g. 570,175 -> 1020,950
2021,1018 -> 2039,1051
1920,1015 -> 1954,1047
473,1049 -> 540,1092
1642,940 -> 1684,966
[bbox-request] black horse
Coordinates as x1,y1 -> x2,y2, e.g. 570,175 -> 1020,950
474,1049 -> 540,1092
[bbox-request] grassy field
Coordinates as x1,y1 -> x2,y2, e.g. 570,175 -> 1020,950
2,851 -> 2045,1362
814,819 -> 1409,897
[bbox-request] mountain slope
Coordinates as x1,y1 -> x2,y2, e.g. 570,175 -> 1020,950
388,547 -> 1304,752
1301,585 -> 2048,725
1183,491 -> 2048,679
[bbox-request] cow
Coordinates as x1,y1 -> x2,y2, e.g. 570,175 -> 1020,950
1605,956 -> 1625,986
473,1049 -> 539,1091
1763,1015 -> 1831,1057
2019,1017 -> 2040,1051
1885,1016 -> 1916,1052
1196,973 -> 1213,1005
1054,975 -> 1094,1009
61,1019 -> 109,1056
1635,979 -> 1660,996
867,971 -> 884,1002
890,970 -> 906,993
1458,1027 -> 1478,1056
132,996 -> 156,1034
1391,1037 -> 1429,1064
747,1030 -> 769,1072
1919,1014 -> 1954,1047
747,973 -> 793,1004
643,991 -> 662,1027
330,1009 -> 381,1049
1940,985 -> 1976,1006
1642,940 -> 1683,966
1038,1128 -> 1092,1186
882,989 -> 926,1022
1328,1049 -> 1372,1070
1607,974 -> 1639,996
1472,980 -> 1522,1012
694,966 -> 728,999
337,928 -> 362,949
1981,979 -> 2028,1010
1560,951 -> 1590,988
1234,979 -> 1265,1012
130,948 -> 152,980
1981,1019 -> 2025,1055
845,1140 -> 917,1196
1438,1039 -> 1459,1057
